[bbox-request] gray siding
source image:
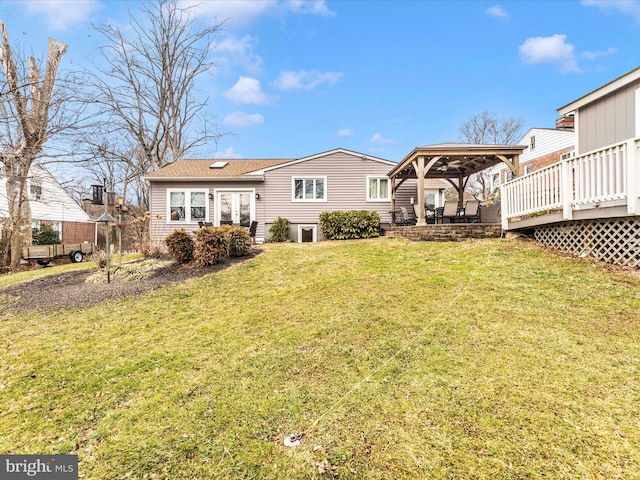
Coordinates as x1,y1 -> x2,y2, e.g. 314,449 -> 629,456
578,80 -> 638,153
262,151 -> 396,241
149,180 -> 266,244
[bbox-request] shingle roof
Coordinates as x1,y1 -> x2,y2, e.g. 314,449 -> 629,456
146,158 -> 293,179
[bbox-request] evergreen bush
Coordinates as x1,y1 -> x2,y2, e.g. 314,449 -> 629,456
269,216 -> 290,242
216,224 -> 251,257
164,229 -> 194,264
32,224 -> 61,245
319,210 -> 381,240
194,227 -> 229,266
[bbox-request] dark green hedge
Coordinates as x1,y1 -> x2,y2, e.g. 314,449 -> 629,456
319,210 -> 381,240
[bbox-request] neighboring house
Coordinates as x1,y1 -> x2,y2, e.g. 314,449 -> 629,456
146,148 -> 446,244
0,161 -> 95,244
491,120 -> 575,189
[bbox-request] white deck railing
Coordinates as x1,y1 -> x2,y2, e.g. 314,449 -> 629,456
502,138 -> 640,228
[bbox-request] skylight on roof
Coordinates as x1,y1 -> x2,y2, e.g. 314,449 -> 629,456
209,161 -> 228,169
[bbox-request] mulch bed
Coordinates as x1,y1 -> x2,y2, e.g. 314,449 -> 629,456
1,251 -> 260,313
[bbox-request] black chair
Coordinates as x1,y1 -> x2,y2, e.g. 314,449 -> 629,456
434,207 -> 444,224
248,221 -> 258,244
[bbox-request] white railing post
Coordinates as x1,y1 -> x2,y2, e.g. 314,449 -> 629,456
627,138 -> 640,215
561,158 -> 573,220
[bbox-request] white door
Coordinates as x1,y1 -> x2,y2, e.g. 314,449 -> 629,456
217,191 -> 253,227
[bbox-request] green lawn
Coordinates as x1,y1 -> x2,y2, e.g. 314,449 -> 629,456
1,239 -> 639,479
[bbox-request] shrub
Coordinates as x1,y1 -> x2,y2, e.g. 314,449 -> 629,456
32,224 -> 61,245
194,227 -> 229,266
319,210 -> 381,240
164,229 -> 194,264
215,224 -> 252,257
269,216 -> 290,242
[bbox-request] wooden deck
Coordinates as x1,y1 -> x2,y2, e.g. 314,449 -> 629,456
501,138 -> 640,267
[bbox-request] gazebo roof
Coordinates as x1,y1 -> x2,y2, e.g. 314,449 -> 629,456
389,142 -> 527,179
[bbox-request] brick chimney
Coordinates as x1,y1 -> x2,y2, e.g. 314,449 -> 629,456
556,115 -> 574,130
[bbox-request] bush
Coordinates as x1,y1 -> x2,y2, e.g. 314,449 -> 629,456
269,216 -> 290,242
218,224 -> 251,257
194,227 -> 229,266
164,229 -> 194,264
32,224 -> 61,245
319,210 -> 381,240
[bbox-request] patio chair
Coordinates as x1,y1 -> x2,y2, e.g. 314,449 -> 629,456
400,206 -> 417,225
434,207 -> 444,224
248,221 -> 258,244
461,200 -> 481,223
441,201 -> 461,223
389,210 -> 408,226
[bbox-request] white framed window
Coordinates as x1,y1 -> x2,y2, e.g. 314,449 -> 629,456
367,176 -> 390,201
167,189 -> 209,223
530,136 -> 536,149
30,180 -> 42,200
292,177 -> 327,202
524,164 -> 534,175
505,171 -> 513,182
51,221 -> 62,241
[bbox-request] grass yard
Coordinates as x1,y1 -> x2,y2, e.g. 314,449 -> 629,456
1,239 -> 639,479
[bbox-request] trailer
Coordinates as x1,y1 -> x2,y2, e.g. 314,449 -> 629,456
22,242 -> 94,266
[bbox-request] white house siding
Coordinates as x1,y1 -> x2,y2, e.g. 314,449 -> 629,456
578,80 -> 638,154
149,179 -> 266,244
261,151 -> 397,242
0,162 -> 94,243
494,128 -> 575,181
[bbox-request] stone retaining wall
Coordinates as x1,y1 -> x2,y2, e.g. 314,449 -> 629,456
383,224 -> 502,241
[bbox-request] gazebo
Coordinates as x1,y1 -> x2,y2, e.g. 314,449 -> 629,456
388,143 -> 527,226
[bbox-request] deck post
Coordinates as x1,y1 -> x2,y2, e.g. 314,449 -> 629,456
626,138 -> 640,215
390,178 -> 396,225
561,158 -> 573,220
416,155 -> 426,226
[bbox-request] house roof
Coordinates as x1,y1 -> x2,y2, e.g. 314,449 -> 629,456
145,158 -> 293,180
257,147 -> 396,173
557,65 -> 640,115
389,143 -> 527,179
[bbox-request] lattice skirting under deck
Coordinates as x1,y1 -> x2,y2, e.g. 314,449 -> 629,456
534,217 -> 640,268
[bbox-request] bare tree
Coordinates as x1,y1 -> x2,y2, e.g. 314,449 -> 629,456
85,0 -> 223,208
459,111 -> 524,202
0,21 -> 68,270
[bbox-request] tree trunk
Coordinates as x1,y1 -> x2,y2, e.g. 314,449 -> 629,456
5,159 -> 32,269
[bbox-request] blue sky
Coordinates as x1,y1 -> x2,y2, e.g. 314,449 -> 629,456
1,0 -> 640,164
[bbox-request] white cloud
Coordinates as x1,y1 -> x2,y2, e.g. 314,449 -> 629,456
582,47 -> 618,60
337,129 -> 354,137
581,0 -> 640,22
24,0 -> 102,30
214,147 -> 242,159
223,111 -> 265,127
286,0 -> 334,16
519,34 -> 580,73
486,5 -> 509,17
274,70 -> 342,91
215,35 -> 263,75
371,133 -> 393,145
224,76 -> 273,104
179,0 -> 333,27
